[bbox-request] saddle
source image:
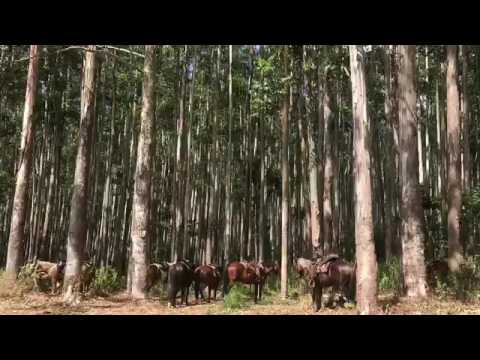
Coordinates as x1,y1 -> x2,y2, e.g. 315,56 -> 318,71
240,261 -> 257,277
179,259 -> 194,271
316,254 -> 340,274
206,264 -> 220,278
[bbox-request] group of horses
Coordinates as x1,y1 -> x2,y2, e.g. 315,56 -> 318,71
151,254 -> 357,312
27,253 -> 359,312
145,254 -> 455,312
147,260 -> 280,308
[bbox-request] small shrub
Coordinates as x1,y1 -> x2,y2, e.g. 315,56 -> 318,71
258,285 -> 277,305
92,267 -> 122,295
17,263 -> 37,291
223,284 -> 251,311
0,268 -> 33,298
451,257 -> 480,301
379,257 -> 402,294
431,257 -> 480,301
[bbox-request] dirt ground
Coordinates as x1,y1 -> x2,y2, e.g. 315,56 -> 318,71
1,290 -> 480,315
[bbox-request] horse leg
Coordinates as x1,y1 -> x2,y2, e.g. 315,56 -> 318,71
312,286 -> 319,312
180,287 -> 185,306
254,284 -> 258,304
208,286 -> 211,303
185,286 -> 190,306
318,287 -> 323,311
51,279 -> 56,295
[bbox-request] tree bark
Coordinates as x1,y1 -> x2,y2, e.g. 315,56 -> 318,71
349,45 -> 378,314
383,45 -> 394,261
280,46 -> 289,299
224,45 -> 233,264
398,45 -> 428,298
461,45 -> 473,254
5,45 -> 40,277
63,45 -> 97,303
446,45 -> 464,271
323,73 -> 334,255
130,45 -> 157,299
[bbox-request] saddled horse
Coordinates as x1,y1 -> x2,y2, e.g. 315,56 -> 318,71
166,259 -> 198,308
224,261 -> 279,303
194,264 -> 222,303
306,254 -> 356,312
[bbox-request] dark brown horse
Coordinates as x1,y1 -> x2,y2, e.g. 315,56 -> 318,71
306,254 -> 356,312
167,259 -> 197,308
146,262 -> 169,293
224,261 -> 278,303
194,264 -> 222,303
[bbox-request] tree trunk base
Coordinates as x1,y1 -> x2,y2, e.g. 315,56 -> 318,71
63,283 -> 81,306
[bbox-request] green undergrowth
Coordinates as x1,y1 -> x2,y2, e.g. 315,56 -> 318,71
92,266 -> 123,296
223,284 -> 251,312
379,257 -> 403,295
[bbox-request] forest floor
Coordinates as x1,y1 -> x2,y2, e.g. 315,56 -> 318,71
1,290 -> 480,315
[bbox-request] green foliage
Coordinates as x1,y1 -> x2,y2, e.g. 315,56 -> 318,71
379,257 -> 403,294
462,186 -> 480,227
17,263 -> 37,292
422,185 -> 447,258
431,257 -> 480,301
450,257 -> 480,301
223,284 -> 251,311
0,266 -> 35,298
92,267 -> 122,295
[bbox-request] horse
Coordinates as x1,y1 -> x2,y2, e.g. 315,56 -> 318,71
224,261 -> 278,303
306,254 -> 356,312
166,259 -> 197,308
194,264 -> 222,303
145,262 -> 170,293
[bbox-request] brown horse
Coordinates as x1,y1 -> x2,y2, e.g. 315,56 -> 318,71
194,264 -> 222,303
306,254 -> 356,312
224,261 -> 278,303
146,262 -> 169,293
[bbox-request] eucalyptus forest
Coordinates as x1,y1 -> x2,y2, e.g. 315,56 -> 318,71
0,45 -> 479,315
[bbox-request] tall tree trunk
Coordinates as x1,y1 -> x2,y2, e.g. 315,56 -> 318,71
5,45 -> 40,277
461,45 -> 473,254
323,73 -> 334,255
349,45 -> 378,315
301,46 -> 321,256
446,45 -> 464,272
398,45 -> 428,298
173,46 -> 187,261
130,45 -> 157,299
63,46 -> 97,303
383,45 -> 394,261
280,46 -> 289,299
224,45 -> 233,264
